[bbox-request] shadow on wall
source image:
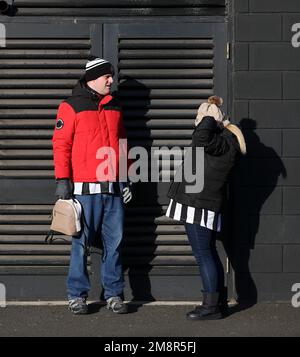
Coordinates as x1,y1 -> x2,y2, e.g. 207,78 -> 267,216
222,118 -> 287,308
118,77 -> 164,304
92,77 -> 160,304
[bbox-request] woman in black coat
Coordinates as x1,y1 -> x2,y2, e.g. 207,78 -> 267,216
166,96 -> 246,320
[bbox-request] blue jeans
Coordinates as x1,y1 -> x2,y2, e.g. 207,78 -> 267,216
67,194 -> 124,300
184,223 -> 225,293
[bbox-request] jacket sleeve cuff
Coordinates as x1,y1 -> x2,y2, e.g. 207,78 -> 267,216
54,167 -> 71,180
56,178 -> 70,181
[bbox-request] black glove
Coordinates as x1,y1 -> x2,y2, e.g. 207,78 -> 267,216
55,178 -> 73,199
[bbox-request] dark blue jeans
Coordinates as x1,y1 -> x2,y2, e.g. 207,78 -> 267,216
67,194 -> 124,300
184,223 -> 225,294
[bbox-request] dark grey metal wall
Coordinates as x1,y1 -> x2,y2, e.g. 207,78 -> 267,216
0,1 -> 230,300
231,0 -> 300,302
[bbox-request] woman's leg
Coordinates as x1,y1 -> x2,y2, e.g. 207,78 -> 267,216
184,223 -> 224,293
184,222 -> 224,319
210,231 -> 225,292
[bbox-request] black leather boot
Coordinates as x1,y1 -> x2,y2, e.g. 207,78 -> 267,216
186,292 -> 223,320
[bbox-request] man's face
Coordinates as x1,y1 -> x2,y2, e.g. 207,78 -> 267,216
89,74 -> 113,95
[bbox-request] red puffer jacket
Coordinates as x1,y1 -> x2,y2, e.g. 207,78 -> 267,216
52,80 -> 129,182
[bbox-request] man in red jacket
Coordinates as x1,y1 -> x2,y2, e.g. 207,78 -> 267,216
52,56 -> 132,315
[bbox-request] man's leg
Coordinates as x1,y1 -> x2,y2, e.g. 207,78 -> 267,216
100,194 -> 127,313
67,194 -> 102,304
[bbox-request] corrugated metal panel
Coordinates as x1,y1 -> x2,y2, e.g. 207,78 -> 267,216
0,37 -> 89,179
0,203 -> 190,274
13,0 -> 226,17
0,36 -> 90,272
118,36 -> 213,168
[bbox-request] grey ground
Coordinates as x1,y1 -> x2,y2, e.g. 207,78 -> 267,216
0,303 -> 299,337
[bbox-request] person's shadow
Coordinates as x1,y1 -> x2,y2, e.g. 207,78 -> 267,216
221,118 -> 287,314
86,77 -> 159,313
117,77 -> 161,311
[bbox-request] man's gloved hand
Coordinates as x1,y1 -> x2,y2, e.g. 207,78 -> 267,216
55,178 -> 73,199
122,182 -> 133,204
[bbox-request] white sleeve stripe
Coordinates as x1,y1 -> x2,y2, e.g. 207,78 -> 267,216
165,199 -> 173,217
200,210 -> 206,227
89,183 -> 101,194
206,210 -> 215,230
186,206 -> 195,224
174,202 -> 182,221
73,182 -> 83,195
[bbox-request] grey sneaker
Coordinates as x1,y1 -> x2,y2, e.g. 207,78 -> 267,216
68,297 -> 88,315
106,296 -> 128,314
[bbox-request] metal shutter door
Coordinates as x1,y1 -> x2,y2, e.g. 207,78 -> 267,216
103,23 -> 229,298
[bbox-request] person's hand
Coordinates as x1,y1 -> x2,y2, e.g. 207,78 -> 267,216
195,103 -> 224,126
213,107 -> 225,123
122,183 -> 133,204
55,178 -> 73,199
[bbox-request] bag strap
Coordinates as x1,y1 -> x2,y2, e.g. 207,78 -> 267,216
45,230 -> 54,244
45,231 -> 70,245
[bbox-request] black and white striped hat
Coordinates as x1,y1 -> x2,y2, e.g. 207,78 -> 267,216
85,56 -> 114,81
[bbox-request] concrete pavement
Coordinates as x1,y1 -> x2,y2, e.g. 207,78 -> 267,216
0,302 -> 299,337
